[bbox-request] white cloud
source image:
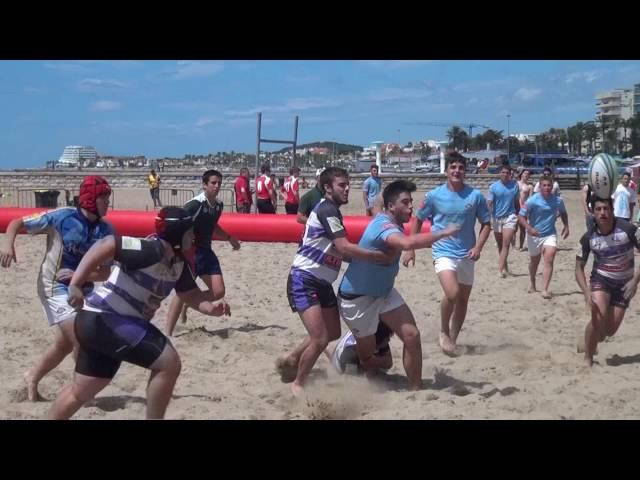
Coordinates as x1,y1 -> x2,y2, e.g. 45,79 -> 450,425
173,61 -> 224,80
23,87 -> 47,94
225,97 -> 341,116
564,70 -> 603,84
514,87 -> 541,101
78,78 -> 127,91
90,100 -> 123,111
369,88 -> 432,102
43,61 -> 94,74
194,116 -> 221,127
359,60 -> 433,69
227,117 -> 274,127
452,78 -> 516,92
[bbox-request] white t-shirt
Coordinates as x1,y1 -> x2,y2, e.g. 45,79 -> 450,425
612,183 -> 635,219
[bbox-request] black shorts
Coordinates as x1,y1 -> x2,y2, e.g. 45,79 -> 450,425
285,203 -> 298,215
590,272 -> 630,309
74,310 -> 168,379
257,199 -> 275,214
286,269 -> 337,313
236,204 -> 251,214
195,246 -> 222,276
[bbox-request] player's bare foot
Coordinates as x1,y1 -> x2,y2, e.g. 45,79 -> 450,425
275,356 -> 298,383
23,370 -> 42,402
541,291 -> 552,299
527,285 -> 537,293
439,332 -> 457,357
290,382 -> 304,398
499,271 -> 507,279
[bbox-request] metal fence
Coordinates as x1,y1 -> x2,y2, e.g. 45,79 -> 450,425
16,188 -> 116,209
159,189 -> 195,207
218,188 -> 236,212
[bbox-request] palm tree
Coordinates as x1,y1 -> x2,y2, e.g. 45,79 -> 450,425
583,121 -> 598,154
447,126 -> 464,150
480,129 -> 504,150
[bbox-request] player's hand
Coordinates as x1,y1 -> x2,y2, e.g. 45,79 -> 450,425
527,227 -> 540,237
55,268 -> 75,282
467,246 -> 482,261
442,224 -> 461,238
228,236 -> 241,250
622,278 -> 639,301
402,250 -> 415,268
0,244 -> 17,267
208,300 -> 231,317
67,285 -> 85,310
561,225 -> 570,240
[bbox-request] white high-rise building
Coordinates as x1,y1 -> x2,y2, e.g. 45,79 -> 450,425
595,88 -> 634,153
596,88 -> 633,122
58,145 -> 98,165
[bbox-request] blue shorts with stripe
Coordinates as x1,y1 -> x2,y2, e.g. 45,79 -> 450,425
286,268 -> 337,313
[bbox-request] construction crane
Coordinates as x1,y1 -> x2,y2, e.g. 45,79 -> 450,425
404,121 -> 493,138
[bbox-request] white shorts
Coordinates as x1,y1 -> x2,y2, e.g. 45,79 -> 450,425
492,214 -> 517,233
434,256 -> 475,285
338,288 -> 405,338
40,293 -> 77,326
527,234 -> 557,256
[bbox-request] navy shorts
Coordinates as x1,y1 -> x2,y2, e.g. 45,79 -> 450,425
195,246 -> 222,277
286,269 -> 337,313
590,272 -> 630,309
74,310 -> 168,379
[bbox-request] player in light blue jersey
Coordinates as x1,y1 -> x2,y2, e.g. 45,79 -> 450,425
518,177 -> 570,299
487,165 -> 520,277
337,180 -> 458,389
402,151 -> 491,356
362,164 -> 383,216
0,176 -> 114,401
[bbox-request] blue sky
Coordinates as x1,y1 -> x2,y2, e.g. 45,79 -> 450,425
1,60 -> 639,168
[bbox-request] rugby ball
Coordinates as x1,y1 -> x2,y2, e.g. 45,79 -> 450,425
588,153 -> 618,199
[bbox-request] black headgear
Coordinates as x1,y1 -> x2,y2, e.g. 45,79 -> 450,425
155,207 -> 193,250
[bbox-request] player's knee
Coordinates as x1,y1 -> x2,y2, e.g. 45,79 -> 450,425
70,384 -> 97,405
444,287 -> 460,302
403,327 -> 421,351
310,335 -> 329,352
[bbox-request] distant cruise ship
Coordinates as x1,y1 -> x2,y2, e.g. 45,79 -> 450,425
58,145 -> 97,166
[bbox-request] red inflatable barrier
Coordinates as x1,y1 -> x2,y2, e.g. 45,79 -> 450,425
0,208 -> 430,243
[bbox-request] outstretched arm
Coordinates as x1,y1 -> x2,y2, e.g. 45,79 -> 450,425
0,217 -> 24,267
401,217 -> 423,267
386,224 -> 460,251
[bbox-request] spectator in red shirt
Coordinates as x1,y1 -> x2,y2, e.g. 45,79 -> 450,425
234,167 -> 253,213
280,166 -> 301,215
256,164 -> 276,214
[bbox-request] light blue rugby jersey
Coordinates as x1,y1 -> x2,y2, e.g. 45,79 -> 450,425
488,180 -> 519,218
519,193 -> 566,237
416,184 -> 490,260
339,213 -> 403,297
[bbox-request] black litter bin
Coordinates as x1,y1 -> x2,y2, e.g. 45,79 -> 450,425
34,190 -> 60,208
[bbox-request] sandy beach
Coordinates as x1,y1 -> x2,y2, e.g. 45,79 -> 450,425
2,186 -> 640,420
